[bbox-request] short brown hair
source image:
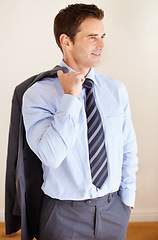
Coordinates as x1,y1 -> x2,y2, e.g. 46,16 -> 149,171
54,3 -> 104,51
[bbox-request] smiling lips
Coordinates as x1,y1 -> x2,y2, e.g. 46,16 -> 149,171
91,52 -> 101,57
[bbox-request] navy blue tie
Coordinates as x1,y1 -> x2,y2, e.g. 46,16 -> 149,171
83,78 -> 108,189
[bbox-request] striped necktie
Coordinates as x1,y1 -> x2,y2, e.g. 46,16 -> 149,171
83,78 -> 108,189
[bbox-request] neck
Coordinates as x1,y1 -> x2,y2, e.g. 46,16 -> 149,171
63,58 -> 90,77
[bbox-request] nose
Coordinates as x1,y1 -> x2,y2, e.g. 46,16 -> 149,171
96,38 -> 104,50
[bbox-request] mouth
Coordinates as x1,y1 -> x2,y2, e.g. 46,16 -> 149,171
91,52 -> 101,57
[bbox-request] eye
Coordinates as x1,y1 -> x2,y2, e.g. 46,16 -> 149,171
89,36 -> 97,41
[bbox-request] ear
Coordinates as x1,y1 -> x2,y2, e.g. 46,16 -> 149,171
59,34 -> 73,51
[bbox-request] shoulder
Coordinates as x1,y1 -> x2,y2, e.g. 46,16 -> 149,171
24,76 -> 57,94
23,76 -> 63,109
95,71 -> 125,90
94,71 -> 129,107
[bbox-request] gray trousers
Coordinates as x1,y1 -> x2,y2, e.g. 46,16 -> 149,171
39,192 -> 131,240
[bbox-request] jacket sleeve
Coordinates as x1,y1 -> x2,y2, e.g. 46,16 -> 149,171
5,87 -> 21,234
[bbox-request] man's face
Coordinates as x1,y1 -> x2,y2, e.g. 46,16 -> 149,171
64,17 -> 105,75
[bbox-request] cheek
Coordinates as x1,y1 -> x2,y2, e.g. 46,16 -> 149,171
74,47 -> 88,60
76,42 -> 91,54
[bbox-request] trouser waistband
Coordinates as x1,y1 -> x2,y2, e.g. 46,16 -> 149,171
46,192 -> 116,207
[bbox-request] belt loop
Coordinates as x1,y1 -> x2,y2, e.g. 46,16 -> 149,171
108,193 -> 112,203
72,201 -> 76,207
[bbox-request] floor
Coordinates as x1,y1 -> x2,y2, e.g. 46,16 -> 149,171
0,222 -> 158,239
126,222 -> 158,240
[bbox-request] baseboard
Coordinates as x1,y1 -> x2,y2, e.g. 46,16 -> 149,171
130,209 -> 158,222
0,209 -> 4,222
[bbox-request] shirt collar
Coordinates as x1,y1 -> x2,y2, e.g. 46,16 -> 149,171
60,60 -> 75,73
60,60 -> 98,86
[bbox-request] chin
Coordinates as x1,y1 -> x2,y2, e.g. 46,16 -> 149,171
85,59 -> 101,69
91,61 -> 100,68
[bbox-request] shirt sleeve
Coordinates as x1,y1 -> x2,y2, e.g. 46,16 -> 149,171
119,86 -> 138,208
22,83 -> 82,169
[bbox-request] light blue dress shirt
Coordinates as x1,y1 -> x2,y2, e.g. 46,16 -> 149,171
22,60 -> 138,208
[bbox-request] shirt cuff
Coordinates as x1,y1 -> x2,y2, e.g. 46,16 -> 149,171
58,94 -> 82,121
119,188 -> 136,208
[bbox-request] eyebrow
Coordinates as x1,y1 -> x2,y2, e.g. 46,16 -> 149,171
87,33 -> 106,38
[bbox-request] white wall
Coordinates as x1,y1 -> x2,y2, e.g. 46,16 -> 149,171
1,0 -> 158,222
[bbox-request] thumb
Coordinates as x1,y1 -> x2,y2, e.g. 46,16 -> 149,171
57,69 -> 64,78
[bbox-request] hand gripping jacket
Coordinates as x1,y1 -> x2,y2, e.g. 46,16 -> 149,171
5,66 -> 68,240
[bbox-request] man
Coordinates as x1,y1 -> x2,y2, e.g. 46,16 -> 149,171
22,3 -> 138,240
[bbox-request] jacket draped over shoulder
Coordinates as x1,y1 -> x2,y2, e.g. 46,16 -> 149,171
5,66 -> 68,240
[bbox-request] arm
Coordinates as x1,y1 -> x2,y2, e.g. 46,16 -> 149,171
22,71 -> 84,169
119,87 -> 138,208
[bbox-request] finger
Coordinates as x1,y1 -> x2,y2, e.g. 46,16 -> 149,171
57,70 -> 63,78
78,74 -> 85,83
73,71 -> 84,78
81,77 -> 85,83
74,71 -> 81,75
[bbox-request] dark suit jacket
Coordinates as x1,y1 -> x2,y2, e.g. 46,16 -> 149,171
5,65 -> 68,240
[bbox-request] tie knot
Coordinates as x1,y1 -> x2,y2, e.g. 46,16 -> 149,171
83,78 -> 93,89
